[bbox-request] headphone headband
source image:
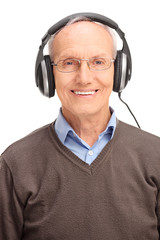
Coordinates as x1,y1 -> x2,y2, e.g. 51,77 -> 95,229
35,12 -> 132,97
42,13 -> 125,46
48,13 -> 119,34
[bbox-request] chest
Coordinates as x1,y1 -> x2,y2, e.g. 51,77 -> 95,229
21,152 -> 159,240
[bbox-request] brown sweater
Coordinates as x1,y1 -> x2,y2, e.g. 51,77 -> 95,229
0,120 -> 160,240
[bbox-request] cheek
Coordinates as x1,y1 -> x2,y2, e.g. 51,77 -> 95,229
98,69 -> 114,90
106,67 -> 114,88
54,70 -> 64,90
54,72 -> 72,98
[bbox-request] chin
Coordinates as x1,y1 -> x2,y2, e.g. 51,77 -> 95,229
73,107 -> 100,117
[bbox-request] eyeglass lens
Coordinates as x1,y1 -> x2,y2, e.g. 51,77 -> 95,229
56,58 -> 113,72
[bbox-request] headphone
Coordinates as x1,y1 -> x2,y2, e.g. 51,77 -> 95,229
35,12 -> 132,98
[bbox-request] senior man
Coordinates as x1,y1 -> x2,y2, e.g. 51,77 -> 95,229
0,13 -> 160,240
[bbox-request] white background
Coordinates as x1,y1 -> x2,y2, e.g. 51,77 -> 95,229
0,0 -> 160,153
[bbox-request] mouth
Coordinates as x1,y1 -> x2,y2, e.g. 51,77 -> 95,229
71,89 -> 99,96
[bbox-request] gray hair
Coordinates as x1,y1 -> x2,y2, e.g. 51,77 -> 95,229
48,16 -> 117,61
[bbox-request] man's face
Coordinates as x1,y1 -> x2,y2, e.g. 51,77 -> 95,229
53,21 -> 114,119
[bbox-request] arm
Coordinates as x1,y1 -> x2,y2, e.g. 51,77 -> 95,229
156,189 -> 160,239
0,155 -> 24,240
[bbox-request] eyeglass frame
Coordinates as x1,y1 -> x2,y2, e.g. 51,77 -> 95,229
51,57 -> 115,73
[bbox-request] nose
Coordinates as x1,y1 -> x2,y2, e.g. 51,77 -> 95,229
75,60 -> 93,85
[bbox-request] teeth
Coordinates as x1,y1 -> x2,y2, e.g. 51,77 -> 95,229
74,91 -> 96,95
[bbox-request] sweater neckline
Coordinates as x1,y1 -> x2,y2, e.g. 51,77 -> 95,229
48,119 -> 120,175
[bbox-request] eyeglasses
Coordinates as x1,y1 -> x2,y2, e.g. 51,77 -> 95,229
51,57 -> 115,73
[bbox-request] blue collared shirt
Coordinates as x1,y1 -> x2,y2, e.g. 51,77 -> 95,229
54,108 -> 116,165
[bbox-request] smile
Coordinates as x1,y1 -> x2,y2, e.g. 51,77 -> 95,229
71,90 -> 98,95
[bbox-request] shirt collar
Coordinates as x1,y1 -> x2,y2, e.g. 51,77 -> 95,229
101,106 -> 116,140
54,109 -> 75,144
54,107 -> 116,144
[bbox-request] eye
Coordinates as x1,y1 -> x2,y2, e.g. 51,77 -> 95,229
64,60 -> 73,65
95,60 -> 103,65
92,58 -> 106,65
63,59 -> 78,66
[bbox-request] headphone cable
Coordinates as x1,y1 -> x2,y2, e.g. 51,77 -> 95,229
118,92 -> 141,129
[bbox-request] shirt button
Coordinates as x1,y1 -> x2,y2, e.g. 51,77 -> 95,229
88,150 -> 93,156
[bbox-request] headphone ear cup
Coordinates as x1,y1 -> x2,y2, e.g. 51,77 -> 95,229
113,50 -> 130,93
36,62 -> 45,95
113,51 -> 122,92
36,55 -> 55,97
44,55 -> 55,97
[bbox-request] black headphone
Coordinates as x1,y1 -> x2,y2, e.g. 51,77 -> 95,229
35,12 -> 132,97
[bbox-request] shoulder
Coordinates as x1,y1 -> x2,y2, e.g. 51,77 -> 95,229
116,120 -> 160,152
1,123 -> 54,166
118,120 -> 159,140
115,120 -> 160,187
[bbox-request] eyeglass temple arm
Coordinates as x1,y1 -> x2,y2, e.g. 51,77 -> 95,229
51,62 -> 57,66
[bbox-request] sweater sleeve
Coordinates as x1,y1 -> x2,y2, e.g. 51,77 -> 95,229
0,155 -> 24,240
156,189 -> 160,238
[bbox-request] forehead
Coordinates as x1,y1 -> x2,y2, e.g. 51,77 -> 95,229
53,21 -> 113,59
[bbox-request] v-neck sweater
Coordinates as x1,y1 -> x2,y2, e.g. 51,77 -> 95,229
1,120 -> 160,240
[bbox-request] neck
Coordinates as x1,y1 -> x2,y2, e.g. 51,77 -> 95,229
62,107 -> 111,147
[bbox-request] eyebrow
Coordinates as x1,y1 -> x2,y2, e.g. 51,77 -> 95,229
58,53 -> 112,61
91,54 -> 112,58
